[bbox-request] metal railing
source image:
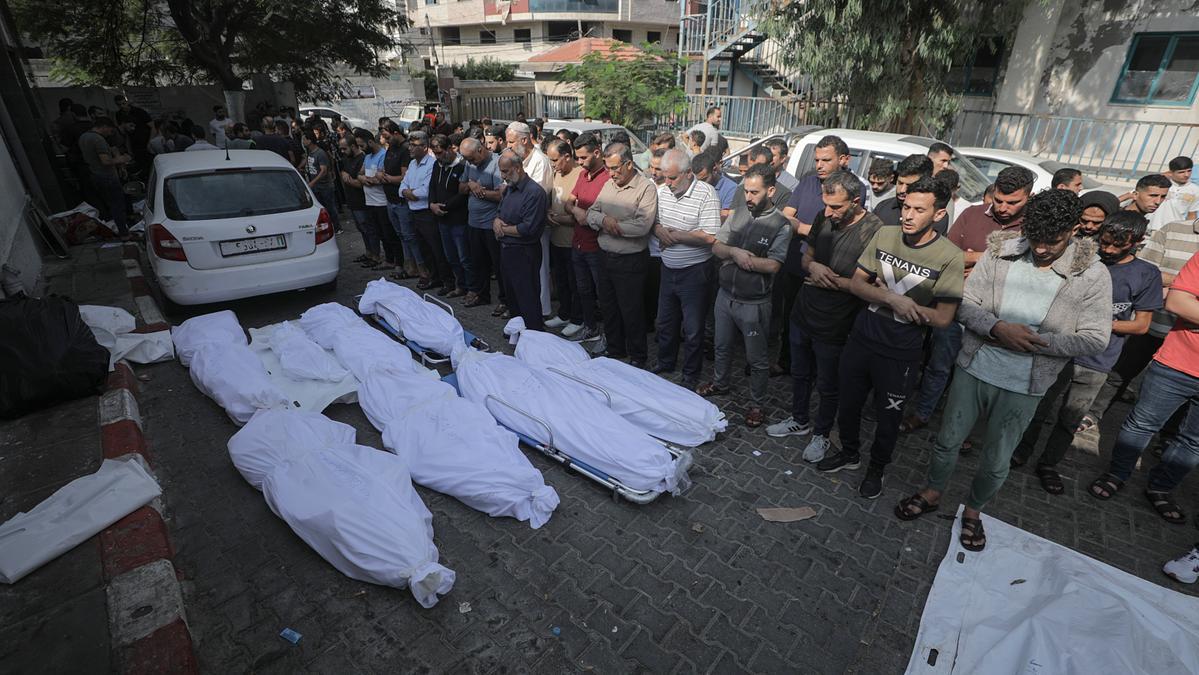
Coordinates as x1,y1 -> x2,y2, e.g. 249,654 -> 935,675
540,95 -> 581,119
664,95 -> 867,138
947,110 -> 1199,181
461,94 -> 535,121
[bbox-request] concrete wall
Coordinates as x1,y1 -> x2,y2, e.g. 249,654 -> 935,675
412,22 -> 678,66
0,130 -> 43,296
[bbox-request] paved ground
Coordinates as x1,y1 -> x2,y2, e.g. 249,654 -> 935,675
134,234 -> 1199,673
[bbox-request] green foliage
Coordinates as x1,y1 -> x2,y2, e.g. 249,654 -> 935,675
557,42 -> 687,128
11,0 -> 410,99
759,0 -> 1030,133
452,57 -> 516,82
419,71 -> 439,100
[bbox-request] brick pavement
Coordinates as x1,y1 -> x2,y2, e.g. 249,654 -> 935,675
137,235 -> 1199,673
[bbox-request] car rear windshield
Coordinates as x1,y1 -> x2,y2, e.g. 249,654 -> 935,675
163,169 -> 313,221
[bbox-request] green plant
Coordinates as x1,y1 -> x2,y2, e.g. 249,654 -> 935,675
452,57 -> 516,82
557,42 -> 686,129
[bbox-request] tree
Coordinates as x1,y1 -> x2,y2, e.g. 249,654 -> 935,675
452,57 -> 516,82
558,42 -> 686,129
12,0 -> 409,112
759,0 -> 1029,132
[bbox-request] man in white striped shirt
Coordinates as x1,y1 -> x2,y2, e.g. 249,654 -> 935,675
652,149 -> 722,388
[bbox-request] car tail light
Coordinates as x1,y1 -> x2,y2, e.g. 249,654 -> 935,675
315,208 -> 334,245
149,224 -> 187,261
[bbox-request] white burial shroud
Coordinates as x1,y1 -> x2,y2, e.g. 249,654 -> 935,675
906,506 -> 1199,674
297,301 -> 435,382
247,322 -> 360,414
358,368 -> 559,528
507,320 -> 726,446
455,349 -> 691,495
357,279 -> 468,363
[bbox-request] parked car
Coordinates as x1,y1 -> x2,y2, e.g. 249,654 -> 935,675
143,150 -> 339,306
539,120 -> 648,154
390,100 -> 445,128
786,129 -> 993,219
719,125 -> 825,179
956,147 -> 1125,195
298,105 -> 372,132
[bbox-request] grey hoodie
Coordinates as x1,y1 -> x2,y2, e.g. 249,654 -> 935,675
955,230 -> 1112,396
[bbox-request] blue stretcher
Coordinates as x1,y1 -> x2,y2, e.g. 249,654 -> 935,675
440,372 -> 690,505
358,292 -> 490,367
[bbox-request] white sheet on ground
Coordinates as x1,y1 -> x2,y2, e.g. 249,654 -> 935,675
358,368 -> 559,528
455,349 -> 691,495
297,302 -> 362,349
296,301 -> 435,383
246,323 -> 359,413
507,320 -> 726,446
358,279 -> 467,363
227,408 -> 357,490
0,455 -> 161,584
80,305 -> 174,370
188,343 -> 292,424
906,506 -> 1199,675
171,310 -> 246,366
261,442 -> 455,608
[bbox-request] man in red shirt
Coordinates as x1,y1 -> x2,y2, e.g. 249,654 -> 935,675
1090,250 -> 1199,526
902,165 -> 1037,433
566,132 -> 611,343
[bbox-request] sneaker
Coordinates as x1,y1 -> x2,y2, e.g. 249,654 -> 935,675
802,435 -> 831,463
544,315 -> 567,329
817,450 -> 861,474
561,322 -> 584,338
585,335 -> 608,356
859,465 -> 885,499
766,416 -> 813,438
1164,544 -> 1199,584
570,325 -> 599,342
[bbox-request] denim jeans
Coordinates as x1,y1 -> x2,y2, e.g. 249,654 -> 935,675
789,321 -> 845,437
656,260 -> 714,386
572,248 -> 604,330
439,221 -> 472,290
310,184 -> 341,232
350,209 -> 380,256
1088,333 -> 1164,421
386,201 -> 424,266
1106,360 -> 1199,491
1012,363 -> 1107,468
913,322 -> 964,421
466,226 -> 502,303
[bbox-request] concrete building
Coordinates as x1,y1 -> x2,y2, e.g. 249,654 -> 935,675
403,0 -> 679,69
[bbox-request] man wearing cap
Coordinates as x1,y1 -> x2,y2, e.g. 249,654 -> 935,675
1076,191 -> 1120,239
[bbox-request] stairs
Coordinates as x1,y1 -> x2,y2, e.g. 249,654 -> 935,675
679,0 -> 802,99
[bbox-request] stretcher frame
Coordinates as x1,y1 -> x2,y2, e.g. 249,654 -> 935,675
441,373 -> 692,505
358,292 -> 490,366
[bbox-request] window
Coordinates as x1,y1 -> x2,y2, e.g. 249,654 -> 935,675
441,26 -> 461,45
479,30 -> 496,44
948,37 -> 1005,96
164,170 -> 312,221
647,31 -> 661,44
515,28 -> 531,44
1112,33 -> 1199,105
612,29 -> 633,43
961,156 -> 1013,184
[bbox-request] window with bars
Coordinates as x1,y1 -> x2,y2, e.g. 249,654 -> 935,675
1111,32 -> 1199,105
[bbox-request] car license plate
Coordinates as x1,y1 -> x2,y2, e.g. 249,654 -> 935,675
219,235 -> 286,257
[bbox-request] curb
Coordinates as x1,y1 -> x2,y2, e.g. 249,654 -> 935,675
94,245 -> 198,674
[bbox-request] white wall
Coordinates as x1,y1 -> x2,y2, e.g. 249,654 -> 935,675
0,130 -> 42,296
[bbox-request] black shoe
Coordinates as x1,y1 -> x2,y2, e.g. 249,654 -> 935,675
817,450 -> 861,474
859,466 -> 885,499
650,363 -> 675,375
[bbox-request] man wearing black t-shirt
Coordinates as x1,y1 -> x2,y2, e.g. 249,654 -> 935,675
872,154 -> 949,234
766,171 -> 884,464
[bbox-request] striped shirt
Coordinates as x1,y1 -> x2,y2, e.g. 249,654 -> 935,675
1139,219 -> 1197,337
656,178 -> 721,269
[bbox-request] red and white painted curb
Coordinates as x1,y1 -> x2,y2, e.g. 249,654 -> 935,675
93,245 -> 197,673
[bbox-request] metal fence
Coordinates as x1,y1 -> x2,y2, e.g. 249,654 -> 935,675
456,93 -> 584,122
664,95 -> 871,138
540,95 -> 582,119
946,110 -> 1199,181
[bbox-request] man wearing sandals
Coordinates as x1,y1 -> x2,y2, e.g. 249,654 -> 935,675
1092,250 -> 1199,527
896,189 -> 1111,551
1011,212 -> 1161,493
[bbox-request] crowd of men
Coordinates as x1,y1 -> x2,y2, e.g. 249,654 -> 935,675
53,97 -> 1199,566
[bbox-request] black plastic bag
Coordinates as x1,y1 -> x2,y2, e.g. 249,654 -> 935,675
0,297 -> 110,419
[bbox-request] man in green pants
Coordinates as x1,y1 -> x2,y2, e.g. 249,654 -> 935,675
894,189 -> 1112,551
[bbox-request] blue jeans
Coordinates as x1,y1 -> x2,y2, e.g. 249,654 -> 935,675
572,248 -> 603,330
92,172 -> 128,235
913,322 -> 964,421
789,321 -> 845,437
1106,360 -> 1199,490
655,260 -> 714,385
311,184 -> 341,232
386,201 -> 424,266
439,221 -> 472,290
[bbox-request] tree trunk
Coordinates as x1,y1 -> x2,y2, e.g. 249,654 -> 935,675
223,90 -> 246,124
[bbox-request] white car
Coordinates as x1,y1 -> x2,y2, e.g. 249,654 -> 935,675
298,105 -> 372,132
787,129 -> 993,219
539,120 -> 647,154
143,150 -> 339,306
956,147 -> 1126,195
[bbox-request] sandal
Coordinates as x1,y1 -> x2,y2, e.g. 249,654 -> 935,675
695,382 -> 728,397
1036,466 -> 1065,495
959,516 -> 986,552
745,407 -> 764,428
1088,473 -> 1124,500
899,415 -> 927,433
894,493 -> 939,521
1145,490 -> 1187,524
1073,414 -> 1098,435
